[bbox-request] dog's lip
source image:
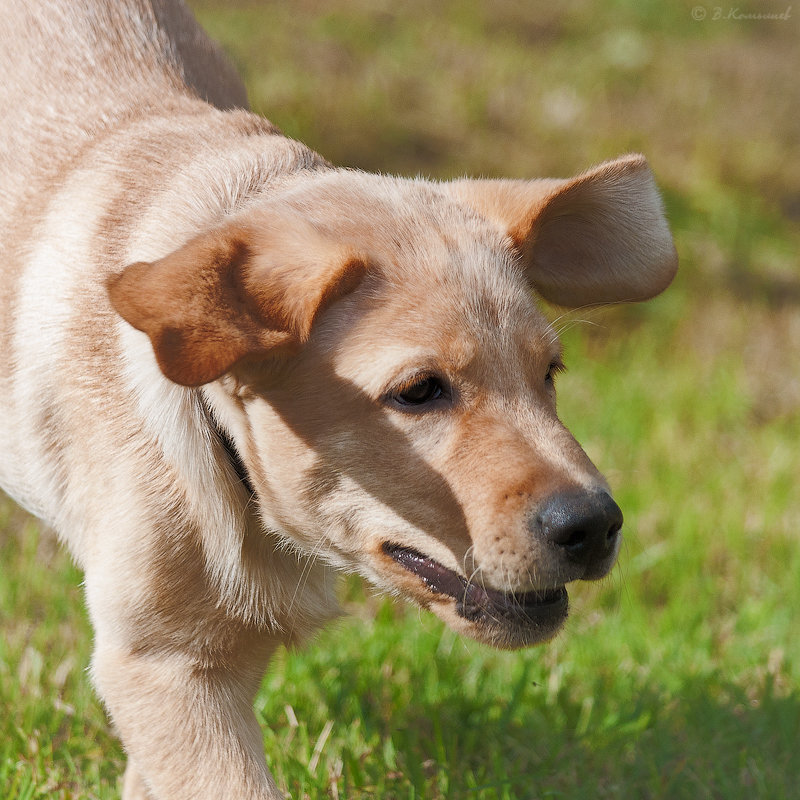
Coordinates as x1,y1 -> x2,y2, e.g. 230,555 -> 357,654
381,542 -> 568,625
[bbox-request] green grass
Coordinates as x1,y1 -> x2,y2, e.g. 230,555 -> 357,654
2,1 -> 799,798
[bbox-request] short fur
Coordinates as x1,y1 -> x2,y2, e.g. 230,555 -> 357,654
0,2 -> 677,797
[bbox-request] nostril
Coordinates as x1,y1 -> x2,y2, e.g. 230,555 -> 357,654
563,529 -> 587,552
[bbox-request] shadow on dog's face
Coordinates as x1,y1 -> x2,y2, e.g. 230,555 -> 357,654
109,161 -> 675,648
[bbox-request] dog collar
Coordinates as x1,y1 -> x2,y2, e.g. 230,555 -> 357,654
198,393 -> 257,500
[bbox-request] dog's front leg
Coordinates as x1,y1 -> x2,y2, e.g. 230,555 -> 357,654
121,756 -> 153,800
92,639 -> 283,800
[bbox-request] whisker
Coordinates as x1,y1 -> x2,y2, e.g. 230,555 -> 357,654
461,544 -> 475,577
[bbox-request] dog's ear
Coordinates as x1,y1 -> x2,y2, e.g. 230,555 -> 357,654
447,154 -> 678,307
107,216 -> 367,386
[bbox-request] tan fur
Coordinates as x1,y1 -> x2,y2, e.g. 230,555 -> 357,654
0,1 -> 677,797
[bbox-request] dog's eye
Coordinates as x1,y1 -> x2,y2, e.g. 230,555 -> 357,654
545,359 -> 565,385
391,376 -> 447,408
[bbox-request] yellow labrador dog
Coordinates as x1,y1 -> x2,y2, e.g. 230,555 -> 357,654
0,1 -> 677,797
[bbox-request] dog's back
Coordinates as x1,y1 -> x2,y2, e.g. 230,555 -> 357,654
0,0 -> 247,213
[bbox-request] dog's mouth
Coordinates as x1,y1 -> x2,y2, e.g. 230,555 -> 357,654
381,542 -> 568,641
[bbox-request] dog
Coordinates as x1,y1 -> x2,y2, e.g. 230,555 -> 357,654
0,1 -> 677,797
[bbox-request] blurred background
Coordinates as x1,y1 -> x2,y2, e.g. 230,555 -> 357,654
2,1 -> 798,797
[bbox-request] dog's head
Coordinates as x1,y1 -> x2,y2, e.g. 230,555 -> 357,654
108,155 -> 676,648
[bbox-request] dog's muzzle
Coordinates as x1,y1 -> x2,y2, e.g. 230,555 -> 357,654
381,488 -> 623,648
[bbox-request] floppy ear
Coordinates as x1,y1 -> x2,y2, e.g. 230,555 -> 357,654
448,154 -> 678,307
107,214 -> 367,386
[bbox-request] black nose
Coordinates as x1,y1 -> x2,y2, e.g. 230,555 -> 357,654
531,489 -> 623,576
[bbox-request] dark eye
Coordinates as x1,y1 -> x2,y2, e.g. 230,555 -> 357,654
392,376 -> 447,408
545,359 -> 565,385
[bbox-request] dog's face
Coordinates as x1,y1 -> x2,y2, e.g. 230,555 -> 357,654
231,239 -> 615,649
109,157 -> 677,648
